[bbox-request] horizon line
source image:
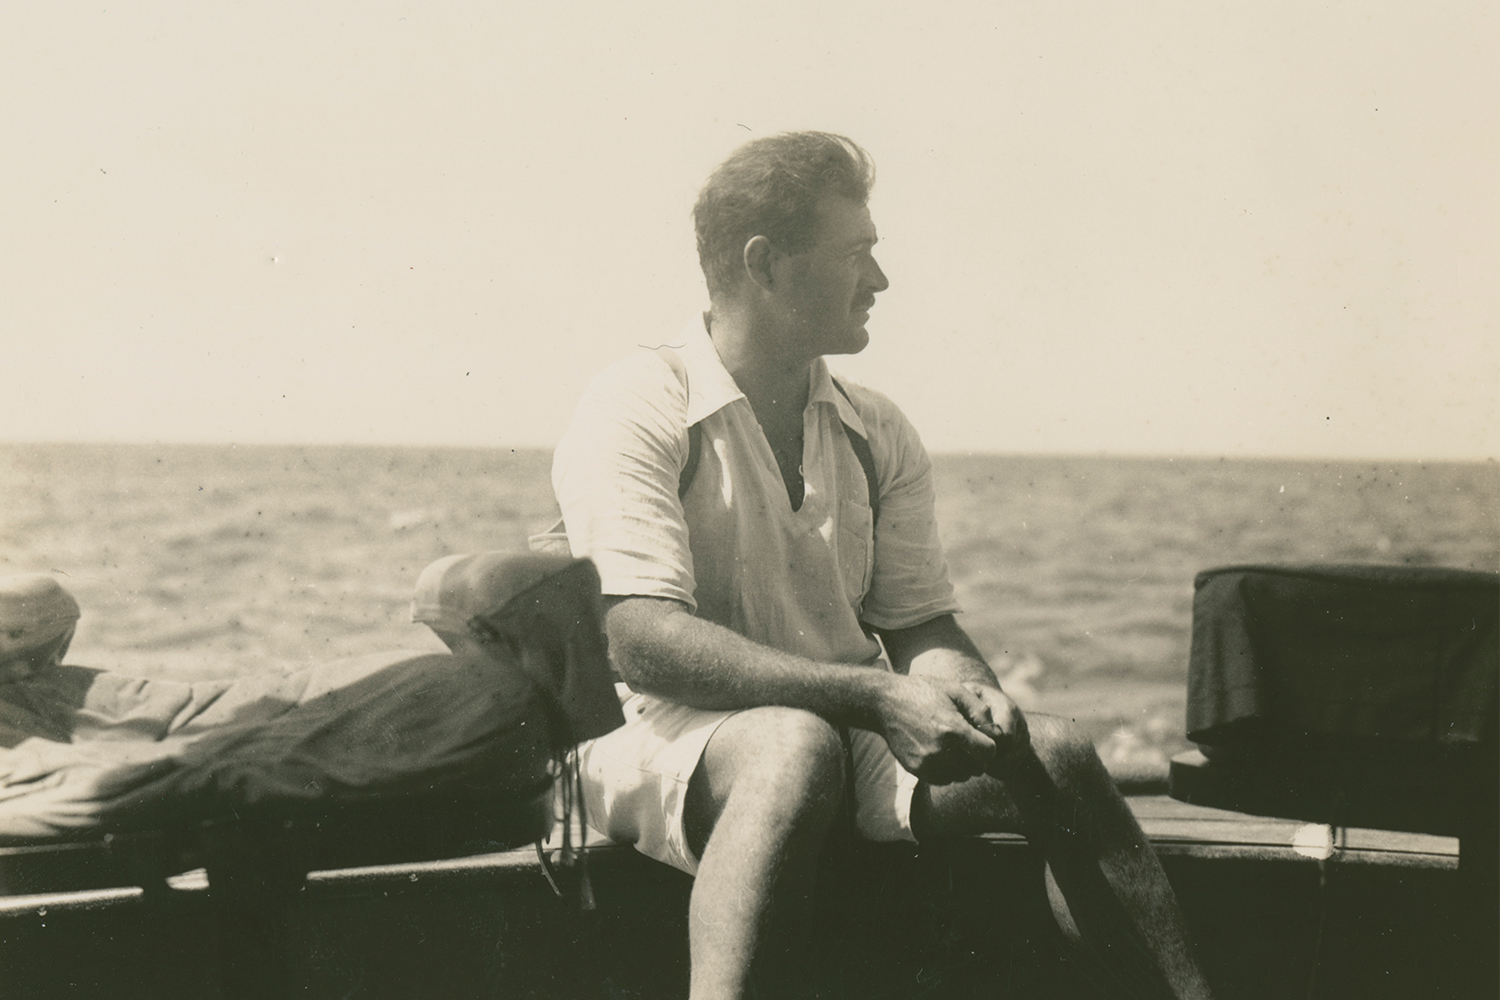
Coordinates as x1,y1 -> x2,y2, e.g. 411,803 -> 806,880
2,439 -> 1495,466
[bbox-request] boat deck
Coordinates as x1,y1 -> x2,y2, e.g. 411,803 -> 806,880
0,797 -> 1474,999
0,795 -> 1460,915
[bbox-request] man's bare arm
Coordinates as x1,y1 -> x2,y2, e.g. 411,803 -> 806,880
878,614 -> 998,685
605,595 -> 892,723
604,596 -> 996,784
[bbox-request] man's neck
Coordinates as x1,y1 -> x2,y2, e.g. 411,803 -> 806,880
706,307 -> 814,432
707,305 -> 813,509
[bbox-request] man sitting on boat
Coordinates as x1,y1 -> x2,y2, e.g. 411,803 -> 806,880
550,131 -> 1216,999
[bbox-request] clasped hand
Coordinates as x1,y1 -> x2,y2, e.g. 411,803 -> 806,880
876,675 -> 1029,785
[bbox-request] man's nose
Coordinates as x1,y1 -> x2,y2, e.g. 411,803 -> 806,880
866,256 -> 890,292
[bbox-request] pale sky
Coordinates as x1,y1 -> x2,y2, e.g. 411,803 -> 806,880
3,2 -> 1496,459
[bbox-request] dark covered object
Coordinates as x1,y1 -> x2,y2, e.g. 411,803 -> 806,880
1174,563 -> 1499,993
1174,562 -> 1498,836
1186,563 -> 1498,751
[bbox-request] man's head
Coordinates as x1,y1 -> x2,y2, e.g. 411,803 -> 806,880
695,132 -> 889,359
694,132 -> 876,300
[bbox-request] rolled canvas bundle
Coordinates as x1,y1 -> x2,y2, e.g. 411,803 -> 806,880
0,553 -> 623,843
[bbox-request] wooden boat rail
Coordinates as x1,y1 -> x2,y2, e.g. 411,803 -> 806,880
0,795 -> 1472,999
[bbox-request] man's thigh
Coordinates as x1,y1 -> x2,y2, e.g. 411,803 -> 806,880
687,721 -> 927,851
578,693 -> 737,875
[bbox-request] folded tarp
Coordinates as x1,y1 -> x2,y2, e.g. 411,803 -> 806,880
0,649 -> 555,840
1186,563 -> 1499,750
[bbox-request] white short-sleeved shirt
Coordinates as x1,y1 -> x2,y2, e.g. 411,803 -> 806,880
552,315 -> 959,667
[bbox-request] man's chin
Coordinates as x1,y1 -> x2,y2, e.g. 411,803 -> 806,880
830,326 -> 871,356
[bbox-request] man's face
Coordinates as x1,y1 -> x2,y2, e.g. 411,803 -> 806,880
772,195 -> 889,358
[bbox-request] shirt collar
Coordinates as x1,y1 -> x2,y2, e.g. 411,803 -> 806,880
677,313 -> 745,426
808,355 -> 869,438
676,313 -> 869,438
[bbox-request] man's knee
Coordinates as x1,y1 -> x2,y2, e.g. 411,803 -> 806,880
686,708 -> 847,854
720,707 -> 846,791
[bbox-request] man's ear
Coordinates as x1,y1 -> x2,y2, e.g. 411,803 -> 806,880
742,235 -> 776,293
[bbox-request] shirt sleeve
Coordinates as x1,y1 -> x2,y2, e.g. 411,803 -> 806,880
551,353 -> 698,610
849,386 -> 961,631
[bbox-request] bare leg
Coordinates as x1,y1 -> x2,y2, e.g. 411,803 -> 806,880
681,707 -> 846,1000
912,713 -> 1214,1000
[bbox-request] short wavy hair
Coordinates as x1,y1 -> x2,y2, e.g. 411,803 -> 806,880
693,132 -> 875,297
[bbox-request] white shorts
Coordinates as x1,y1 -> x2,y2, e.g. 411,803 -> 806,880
577,689 -> 921,876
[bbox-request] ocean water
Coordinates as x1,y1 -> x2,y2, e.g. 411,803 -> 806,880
3,444 -> 1496,770
933,453 -> 1499,684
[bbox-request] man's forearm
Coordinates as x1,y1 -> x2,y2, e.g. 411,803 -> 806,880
879,615 -> 1001,689
604,596 -> 895,729
610,600 -> 1012,783
909,647 -> 1000,689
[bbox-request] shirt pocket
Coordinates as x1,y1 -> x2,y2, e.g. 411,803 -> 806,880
837,498 -> 875,611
